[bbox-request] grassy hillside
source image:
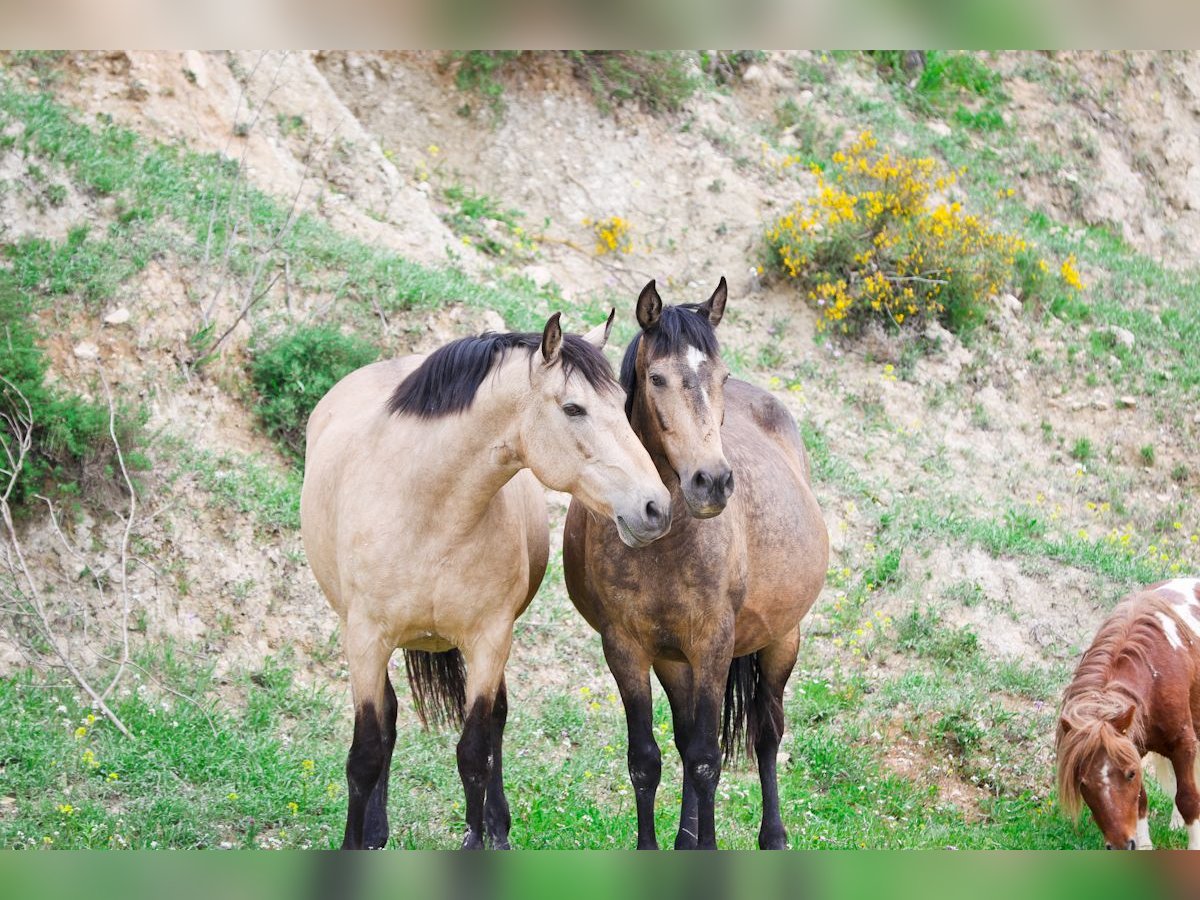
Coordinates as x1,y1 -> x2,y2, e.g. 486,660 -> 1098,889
1,51 -> 1198,850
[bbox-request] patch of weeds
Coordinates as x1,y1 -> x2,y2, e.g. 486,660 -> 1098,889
1171,463 -> 1189,483
441,184 -> 527,257
943,579 -> 986,608
441,51 -> 523,119
569,52 -> 701,115
248,325 -> 380,464
171,441 -> 301,531
897,606 -> 979,668
1070,437 -> 1093,464
1139,444 -> 1155,467
276,114 -> 305,137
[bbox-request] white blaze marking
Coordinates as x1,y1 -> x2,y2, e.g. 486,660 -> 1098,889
1100,761 -> 1111,787
1136,816 -> 1153,850
1190,819 -> 1200,850
1156,612 -> 1185,650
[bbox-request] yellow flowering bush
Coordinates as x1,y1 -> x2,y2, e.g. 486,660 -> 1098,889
584,216 -> 633,255
765,131 -> 1079,334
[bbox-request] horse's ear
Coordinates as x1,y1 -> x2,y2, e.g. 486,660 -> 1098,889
1111,704 -> 1136,735
1058,716 -> 1072,736
636,280 -> 662,330
699,276 -> 727,327
582,308 -> 615,349
541,312 -> 563,365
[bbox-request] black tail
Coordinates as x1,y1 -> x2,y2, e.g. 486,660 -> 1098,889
403,649 -> 466,729
721,653 -> 762,764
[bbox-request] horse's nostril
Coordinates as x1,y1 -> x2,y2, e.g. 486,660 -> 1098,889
692,471 -> 711,490
645,500 -> 664,527
1126,839 -> 1136,850
1104,843 -> 1113,850
719,468 -> 734,498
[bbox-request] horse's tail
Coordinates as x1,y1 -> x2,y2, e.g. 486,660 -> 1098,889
403,649 -> 466,729
722,653 -> 772,764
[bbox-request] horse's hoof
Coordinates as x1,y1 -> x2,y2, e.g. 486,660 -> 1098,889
460,832 -> 485,850
758,829 -> 787,850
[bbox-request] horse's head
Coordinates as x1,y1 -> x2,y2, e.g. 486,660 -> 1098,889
1058,702 -> 1142,850
623,278 -> 733,519
523,312 -> 671,548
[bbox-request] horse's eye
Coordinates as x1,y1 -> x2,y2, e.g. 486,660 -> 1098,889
562,403 -> 586,418
721,372 -> 730,384
1126,770 -> 1136,782
649,374 -> 667,387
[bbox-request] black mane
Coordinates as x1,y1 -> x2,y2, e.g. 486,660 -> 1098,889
388,331 -> 617,419
619,304 -> 721,419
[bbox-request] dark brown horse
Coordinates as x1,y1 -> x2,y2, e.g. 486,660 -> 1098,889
564,279 -> 829,849
1057,578 -> 1200,850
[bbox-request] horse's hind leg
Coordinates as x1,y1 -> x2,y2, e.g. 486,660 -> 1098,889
342,628 -> 394,849
655,660 -> 698,850
458,627 -> 512,850
363,674 -> 398,849
754,629 -> 799,850
484,675 -> 512,849
605,632 -> 661,850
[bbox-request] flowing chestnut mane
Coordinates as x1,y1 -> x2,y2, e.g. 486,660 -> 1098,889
1056,596 -> 1183,817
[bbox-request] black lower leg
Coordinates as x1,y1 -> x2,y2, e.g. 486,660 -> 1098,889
342,701 -> 386,850
484,679 -> 512,849
363,678 -> 398,849
755,689 -> 786,850
456,697 -> 494,850
685,692 -> 722,851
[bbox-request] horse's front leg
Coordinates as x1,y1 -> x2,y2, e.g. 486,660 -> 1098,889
605,631 -> 661,850
458,627 -> 513,850
654,660 -> 698,849
687,634 -> 734,851
1136,783 -> 1153,850
484,675 -> 513,849
1169,737 -> 1200,849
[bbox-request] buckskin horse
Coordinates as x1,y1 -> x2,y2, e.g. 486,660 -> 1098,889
564,279 -> 829,849
301,312 -> 671,849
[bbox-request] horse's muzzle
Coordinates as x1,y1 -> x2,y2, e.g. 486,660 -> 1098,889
615,498 -> 671,547
683,465 -> 734,518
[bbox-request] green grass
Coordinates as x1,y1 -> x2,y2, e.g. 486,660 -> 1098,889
0,642 -> 1151,850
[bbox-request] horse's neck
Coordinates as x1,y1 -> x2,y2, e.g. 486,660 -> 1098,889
402,396 -> 523,533
1107,655 -> 1156,728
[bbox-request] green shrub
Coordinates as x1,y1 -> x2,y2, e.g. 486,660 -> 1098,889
249,325 -> 379,463
0,274 -> 146,509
